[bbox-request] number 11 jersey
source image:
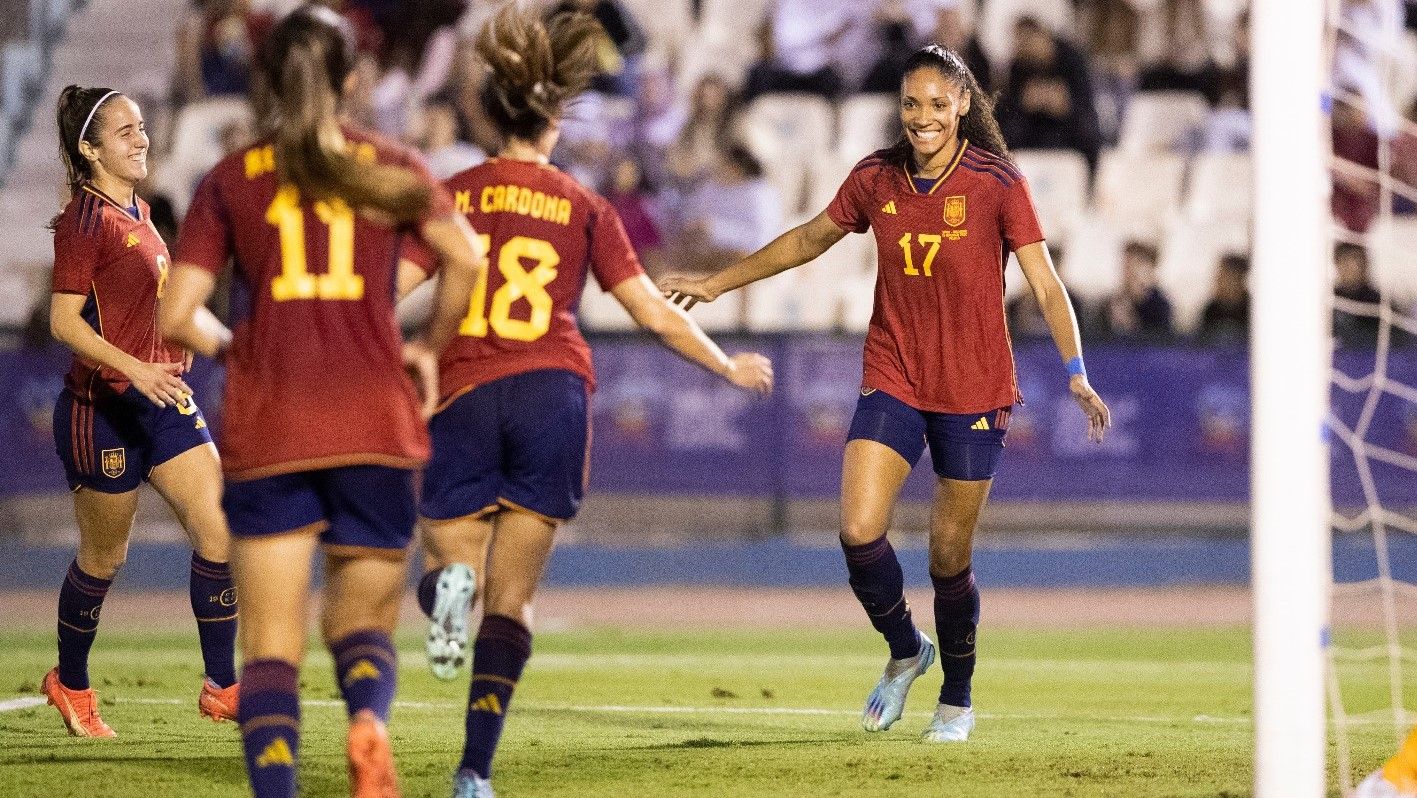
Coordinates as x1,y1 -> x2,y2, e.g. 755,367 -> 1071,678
173,128 -> 453,481
426,157 -> 644,407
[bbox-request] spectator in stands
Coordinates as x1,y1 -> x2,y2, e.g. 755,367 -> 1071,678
1334,242 -> 1384,348
864,1 -> 990,94
1095,241 -> 1173,340
1136,0 -> 1219,102
664,74 -> 742,189
1007,248 -> 1085,339
605,156 -> 668,275
1333,0 -> 1406,139
997,16 -> 1103,175
363,0 -> 466,136
551,0 -> 648,97
1197,254 -> 1250,345
670,144 -> 782,276
1199,11 -> 1250,152
1332,95 -> 1382,232
410,93 -> 486,179
173,0 -> 272,105
742,0 -> 873,102
1391,96 -> 1417,214
1078,0 -> 1141,143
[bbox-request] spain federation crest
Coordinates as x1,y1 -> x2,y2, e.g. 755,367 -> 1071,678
944,195 -> 967,227
101,448 -> 126,479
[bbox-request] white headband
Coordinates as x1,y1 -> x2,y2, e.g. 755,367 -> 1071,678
77,90 -> 120,149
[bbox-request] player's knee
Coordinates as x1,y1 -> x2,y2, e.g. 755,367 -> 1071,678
927,544 -> 971,579
840,517 -> 888,547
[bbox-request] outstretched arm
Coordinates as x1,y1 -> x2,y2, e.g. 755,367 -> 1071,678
1016,241 -> 1110,442
159,266 -> 230,362
610,274 -> 773,395
659,211 -> 847,306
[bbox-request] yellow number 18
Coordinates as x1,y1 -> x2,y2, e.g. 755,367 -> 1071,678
266,185 -> 364,301
460,234 -> 560,342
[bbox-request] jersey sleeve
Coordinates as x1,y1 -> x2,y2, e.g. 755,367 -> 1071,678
588,196 -> 645,292
51,209 -> 102,295
1001,175 -> 1046,251
398,232 -> 439,275
826,160 -> 875,234
174,171 -> 233,275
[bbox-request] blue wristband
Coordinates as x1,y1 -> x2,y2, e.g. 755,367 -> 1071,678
1066,356 -> 1086,378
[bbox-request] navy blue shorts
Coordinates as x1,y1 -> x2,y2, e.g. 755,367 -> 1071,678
846,389 -> 1010,481
222,465 -> 417,557
53,387 -> 214,494
420,369 -> 589,523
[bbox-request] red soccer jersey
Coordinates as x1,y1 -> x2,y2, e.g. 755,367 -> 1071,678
427,158 -> 644,404
174,128 -> 453,481
827,141 -> 1045,414
51,186 -> 185,400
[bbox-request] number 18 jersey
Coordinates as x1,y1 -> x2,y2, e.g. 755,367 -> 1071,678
428,158 -> 644,406
174,128 -> 453,481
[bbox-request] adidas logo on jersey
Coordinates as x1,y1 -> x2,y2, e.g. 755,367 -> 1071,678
470,693 -> 504,715
971,417 -> 990,431
881,201 -> 898,215
342,659 -> 381,686
125,233 -> 140,248
256,737 -> 294,768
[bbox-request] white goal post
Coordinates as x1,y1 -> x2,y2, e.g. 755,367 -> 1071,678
1250,0 -> 1333,796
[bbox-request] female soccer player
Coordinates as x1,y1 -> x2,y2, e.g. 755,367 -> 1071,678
662,45 -> 1110,743
43,85 -> 238,737
159,7 -> 480,797
410,7 -> 772,796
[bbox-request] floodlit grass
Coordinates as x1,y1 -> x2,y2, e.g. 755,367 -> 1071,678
0,626 -> 1409,797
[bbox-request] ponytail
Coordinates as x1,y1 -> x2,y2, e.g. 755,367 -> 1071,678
262,6 -> 430,223
52,85 -> 120,225
477,5 -> 604,142
881,45 -> 1010,170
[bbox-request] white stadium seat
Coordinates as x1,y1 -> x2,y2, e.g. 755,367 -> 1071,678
1367,217 -> 1417,307
578,283 -> 637,332
806,151 -> 857,216
741,93 -> 836,215
1157,218 -> 1250,334
836,93 -> 899,158
160,96 -> 253,215
1117,91 -> 1210,154
681,286 -> 744,332
1184,151 -> 1253,225
1093,149 -> 1187,239
1012,149 -> 1090,241
1054,217 -> 1125,303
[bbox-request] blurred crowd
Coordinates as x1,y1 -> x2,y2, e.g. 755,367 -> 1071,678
93,0 -> 1417,348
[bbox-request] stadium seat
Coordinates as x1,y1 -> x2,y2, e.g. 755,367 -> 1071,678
1055,217 -> 1125,304
836,93 -> 898,158
1157,218 -> 1250,334
741,93 -> 836,215
1012,149 -> 1090,241
1093,149 -> 1187,239
806,150 -> 857,215
160,97 -> 253,215
1117,91 -> 1210,154
683,285 -> 745,332
1184,151 -> 1253,225
744,259 -> 839,332
578,283 -> 637,332
619,0 -> 694,63
1367,217 -> 1417,307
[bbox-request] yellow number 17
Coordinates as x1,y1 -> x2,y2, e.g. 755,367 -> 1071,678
898,232 -> 942,277
266,185 -> 364,301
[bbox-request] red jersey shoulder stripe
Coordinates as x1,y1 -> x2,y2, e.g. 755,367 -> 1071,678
962,145 -> 1022,177
959,155 -> 1018,187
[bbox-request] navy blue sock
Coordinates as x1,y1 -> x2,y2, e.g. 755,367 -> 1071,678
331,629 -> 399,723
416,569 -> 439,618
189,553 -> 238,688
842,537 -> 920,660
932,567 -> 980,707
238,659 -> 300,798
460,614 -> 532,779
56,560 -> 112,690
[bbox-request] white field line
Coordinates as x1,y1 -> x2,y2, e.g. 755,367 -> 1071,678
0,693 -> 1252,726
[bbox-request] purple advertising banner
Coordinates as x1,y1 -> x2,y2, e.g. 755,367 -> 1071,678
3,340 -> 1414,505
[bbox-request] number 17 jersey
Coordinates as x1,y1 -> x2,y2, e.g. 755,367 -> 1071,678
430,158 -> 643,406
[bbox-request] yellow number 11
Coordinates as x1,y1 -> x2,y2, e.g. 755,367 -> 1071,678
267,185 -> 364,301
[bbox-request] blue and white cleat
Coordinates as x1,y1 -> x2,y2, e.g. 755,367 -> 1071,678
861,631 -> 936,732
921,703 -> 975,742
427,563 -> 476,681
453,769 -> 495,798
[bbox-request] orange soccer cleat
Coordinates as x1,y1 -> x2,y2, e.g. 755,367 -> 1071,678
41,667 -> 116,738
347,709 -> 400,798
198,678 -> 240,722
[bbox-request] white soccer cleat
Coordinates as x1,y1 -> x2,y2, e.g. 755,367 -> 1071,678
453,769 -> 495,798
861,631 -> 936,732
921,703 -> 975,743
427,563 -> 476,681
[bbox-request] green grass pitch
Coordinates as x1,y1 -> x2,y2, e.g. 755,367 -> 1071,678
0,625 -> 1407,797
